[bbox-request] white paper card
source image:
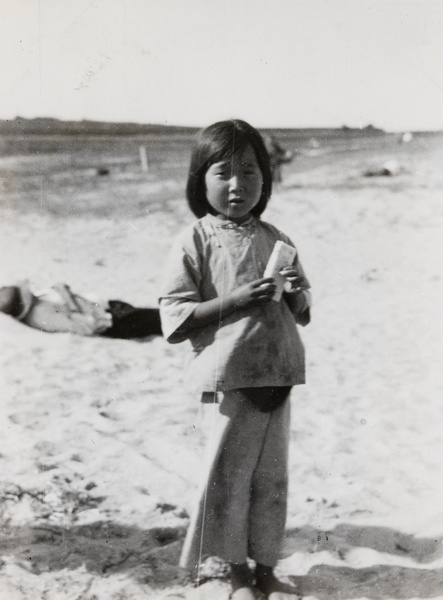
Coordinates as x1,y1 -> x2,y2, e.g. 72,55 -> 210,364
263,241 -> 297,301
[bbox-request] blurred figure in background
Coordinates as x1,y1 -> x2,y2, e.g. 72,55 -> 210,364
0,281 -> 162,339
264,134 -> 294,184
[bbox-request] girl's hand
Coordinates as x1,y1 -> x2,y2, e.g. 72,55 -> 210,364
279,266 -> 306,295
180,277 -> 276,332
231,277 -> 276,308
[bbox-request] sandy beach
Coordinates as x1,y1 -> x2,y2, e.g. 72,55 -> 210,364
1,130 -> 443,599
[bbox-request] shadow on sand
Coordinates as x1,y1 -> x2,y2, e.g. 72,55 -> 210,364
283,524 -> 443,599
0,521 -> 189,587
1,522 -> 442,597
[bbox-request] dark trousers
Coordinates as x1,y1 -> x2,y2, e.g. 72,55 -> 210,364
101,300 -> 162,339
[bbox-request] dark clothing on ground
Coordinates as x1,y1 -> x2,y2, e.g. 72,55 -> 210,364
103,300 -> 162,339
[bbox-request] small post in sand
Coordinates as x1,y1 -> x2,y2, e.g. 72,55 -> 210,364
139,145 -> 149,172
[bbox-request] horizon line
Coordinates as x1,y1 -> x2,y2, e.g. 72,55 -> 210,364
1,115 -> 438,134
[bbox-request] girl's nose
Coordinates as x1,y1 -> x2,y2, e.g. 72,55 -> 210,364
229,175 -> 243,191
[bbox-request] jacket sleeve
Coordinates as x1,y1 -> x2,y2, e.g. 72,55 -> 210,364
159,229 -> 203,343
279,234 -> 311,326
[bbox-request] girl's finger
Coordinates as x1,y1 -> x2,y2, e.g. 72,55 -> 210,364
254,276 -> 274,285
255,287 -> 272,300
257,282 -> 276,292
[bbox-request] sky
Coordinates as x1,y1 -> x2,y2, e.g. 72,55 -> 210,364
1,0 -> 443,131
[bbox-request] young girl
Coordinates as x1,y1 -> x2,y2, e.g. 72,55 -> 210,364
160,120 -> 311,600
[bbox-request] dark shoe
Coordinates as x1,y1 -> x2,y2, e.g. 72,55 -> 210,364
255,564 -> 299,599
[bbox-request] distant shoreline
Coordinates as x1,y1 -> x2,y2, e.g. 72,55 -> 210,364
0,117 -> 397,138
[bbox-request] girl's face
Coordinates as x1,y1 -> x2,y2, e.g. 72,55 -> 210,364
204,144 -> 263,222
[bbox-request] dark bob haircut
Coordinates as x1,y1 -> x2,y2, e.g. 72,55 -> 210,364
186,119 -> 272,219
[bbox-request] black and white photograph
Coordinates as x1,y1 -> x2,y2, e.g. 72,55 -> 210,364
1,1 -> 443,599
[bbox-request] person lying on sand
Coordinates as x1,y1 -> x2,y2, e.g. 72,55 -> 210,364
0,280 -> 162,339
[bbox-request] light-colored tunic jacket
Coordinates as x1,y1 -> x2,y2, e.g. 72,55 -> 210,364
159,214 -> 310,393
